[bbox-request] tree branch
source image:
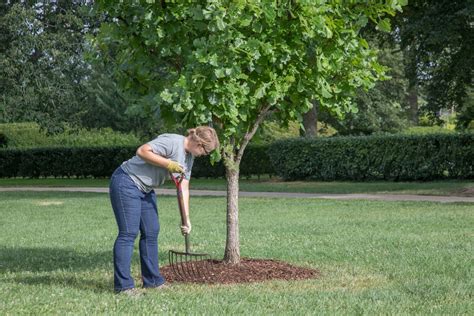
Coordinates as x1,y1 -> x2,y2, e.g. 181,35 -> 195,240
235,103 -> 273,163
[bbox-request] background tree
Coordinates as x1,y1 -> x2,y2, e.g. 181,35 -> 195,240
0,1 -> 151,135
96,1 -> 405,264
81,51 -> 170,138
395,0 -> 473,128
0,1 -> 93,132
320,40 -> 410,135
456,86 -> 474,129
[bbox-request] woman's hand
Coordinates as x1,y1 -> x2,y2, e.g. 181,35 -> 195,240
167,161 -> 185,174
180,221 -> 192,236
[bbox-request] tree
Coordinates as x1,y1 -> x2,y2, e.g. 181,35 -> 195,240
320,43 -> 410,135
0,1 -> 94,132
0,1 -> 147,135
457,86 -> 474,129
395,0 -> 473,127
95,1 -> 406,264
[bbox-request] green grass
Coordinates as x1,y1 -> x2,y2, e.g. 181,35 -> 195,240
1,192 -> 472,314
0,177 -> 473,196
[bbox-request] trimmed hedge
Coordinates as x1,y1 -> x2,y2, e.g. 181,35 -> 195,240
1,134 -> 472,180
0,145 -> 273,179
0,147 -> 136,179
268,133 -> 474,181
0,133 -> 7,148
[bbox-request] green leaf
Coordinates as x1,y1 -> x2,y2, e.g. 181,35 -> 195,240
216,17 -> 226,30
359,38 -> 369,49
297,80 -> 304,93
214,68 -> 225,78
240,16 -> 252,27
321,84 -> 332,98
210,149 -> 222,164
254,85 -> 266,99
252,21 -> 263,33
376,18 -> 391,33
190,6 -> 205,20
356,15 -> 368,28
160,89 -> 174,103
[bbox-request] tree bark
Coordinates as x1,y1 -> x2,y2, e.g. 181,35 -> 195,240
300,100 -> 318,137
222,103 -> 272,264
223,166 -> 240,264
407,83 -> 418,124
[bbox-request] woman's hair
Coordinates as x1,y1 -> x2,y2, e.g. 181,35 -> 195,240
187,126 -> 220,154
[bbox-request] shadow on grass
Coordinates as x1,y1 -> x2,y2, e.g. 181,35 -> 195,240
0,246 -> 111,272
0,246 -> 113,293
11,274 -> 112,293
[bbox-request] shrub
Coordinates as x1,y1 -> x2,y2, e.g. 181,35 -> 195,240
268,134 -> 474,181
0,133 -> 7,148
0,122 -> 141,148
0,146 -> 137,178
0,145 -> 273,179
2,134 -> 471,181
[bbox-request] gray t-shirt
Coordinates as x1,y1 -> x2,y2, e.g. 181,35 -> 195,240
121,134 -> 194,193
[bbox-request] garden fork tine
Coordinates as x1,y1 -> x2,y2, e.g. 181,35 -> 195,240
168,173 -> 212,281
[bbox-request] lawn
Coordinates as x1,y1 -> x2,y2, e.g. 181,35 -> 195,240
0,192 -> 472,314
0,177 -> 473,196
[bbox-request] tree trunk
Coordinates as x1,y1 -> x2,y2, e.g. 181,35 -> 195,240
407,83 -> 418,124
223,167 -> 240,264
300,100 -> 318,137
221,103 -> 273,265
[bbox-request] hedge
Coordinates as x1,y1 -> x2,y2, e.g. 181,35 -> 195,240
1,134 -> 472,181
268,133 -> 474,181
0,147 -> 135,179
0,133 -> 7,148
0,145 -> 273,179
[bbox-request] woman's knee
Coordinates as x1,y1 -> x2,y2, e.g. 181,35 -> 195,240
141,226 -> 159,239
117,230 -> 139,242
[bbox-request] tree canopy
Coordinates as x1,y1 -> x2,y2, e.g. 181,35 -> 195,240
395,0 -> 473,127
96,1 -> 407,153
321,40 -> 409,135
0,1 -> 152,135
0,1 -> 93,132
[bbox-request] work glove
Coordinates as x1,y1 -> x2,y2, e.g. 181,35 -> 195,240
180,221 -> 192,236
167,160 -> 185,174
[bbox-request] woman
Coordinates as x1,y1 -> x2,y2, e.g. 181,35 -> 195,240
109,126 -> 219,293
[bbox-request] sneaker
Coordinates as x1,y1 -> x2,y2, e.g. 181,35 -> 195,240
116,288 -> 145,297
146,283 -> 169,291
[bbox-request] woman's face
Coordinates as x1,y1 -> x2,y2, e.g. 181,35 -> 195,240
187,140 -> 208,157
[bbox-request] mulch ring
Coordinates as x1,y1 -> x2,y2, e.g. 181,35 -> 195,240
161,258 -> 320,284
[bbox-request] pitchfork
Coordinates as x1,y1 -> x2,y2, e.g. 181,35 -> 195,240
168,172 -> 211,281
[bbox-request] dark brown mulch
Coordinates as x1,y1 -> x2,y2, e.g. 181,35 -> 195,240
161,258 -> 320,284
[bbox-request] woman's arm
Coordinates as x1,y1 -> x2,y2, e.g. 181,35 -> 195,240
180,178 -> 191,234
136,144 -> 172,168
136,144 -> 184,173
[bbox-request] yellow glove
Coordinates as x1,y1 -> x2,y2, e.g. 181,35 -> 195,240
167,160 -> 185,174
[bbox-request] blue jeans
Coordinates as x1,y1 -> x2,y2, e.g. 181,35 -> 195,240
109,167 -> 165,291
